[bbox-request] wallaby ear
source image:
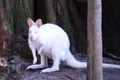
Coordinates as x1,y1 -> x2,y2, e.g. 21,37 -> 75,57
27,18 -> 34,27
35,19 -> 42,28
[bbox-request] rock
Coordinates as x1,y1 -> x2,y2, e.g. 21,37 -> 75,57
0,58 -> 7,67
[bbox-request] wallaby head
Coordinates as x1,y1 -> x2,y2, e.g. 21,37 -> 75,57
27,18 -> 42,41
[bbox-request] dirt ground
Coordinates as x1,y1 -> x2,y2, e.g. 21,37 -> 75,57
1,53 -> 120,80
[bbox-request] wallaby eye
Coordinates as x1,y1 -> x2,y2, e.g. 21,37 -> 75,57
35,32 -> 37,33
29,31 -> 31,33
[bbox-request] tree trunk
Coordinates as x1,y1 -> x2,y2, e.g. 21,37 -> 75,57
0,1 -> 9,57
45,0 -> 57,24
87,0 -> 103,80
0,0 -> 34,57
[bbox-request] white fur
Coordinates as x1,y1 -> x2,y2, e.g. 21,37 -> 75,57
27,18 -> 120,73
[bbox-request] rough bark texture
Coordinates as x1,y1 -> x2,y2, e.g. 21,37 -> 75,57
0,1 -> 9,57
0,0 -> 34,58
87,0 -> 103,80
45,0 -> 57,24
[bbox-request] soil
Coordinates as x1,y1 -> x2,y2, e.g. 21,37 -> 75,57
1,54 -> 120,80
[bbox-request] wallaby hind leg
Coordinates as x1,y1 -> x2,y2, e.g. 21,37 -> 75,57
40,52 -> 60,73
27,53 -> 48,70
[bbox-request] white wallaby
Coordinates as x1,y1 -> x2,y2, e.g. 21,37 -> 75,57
26,18 -> 120,73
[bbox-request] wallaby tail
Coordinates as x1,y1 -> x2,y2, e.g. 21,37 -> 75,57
65,50 -> 120,69
103,63 -> 120,69
65,50 -> 87,68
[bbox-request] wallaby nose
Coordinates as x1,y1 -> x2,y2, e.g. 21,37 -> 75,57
30,36 -> 34,41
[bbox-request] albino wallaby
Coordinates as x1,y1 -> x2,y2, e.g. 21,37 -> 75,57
26,18 -> 120,73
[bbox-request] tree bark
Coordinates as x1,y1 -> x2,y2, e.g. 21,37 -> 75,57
0,1 -> 9,57
87,0 -> 103,80
0,0 -> 34,57
45,0 -> 57,24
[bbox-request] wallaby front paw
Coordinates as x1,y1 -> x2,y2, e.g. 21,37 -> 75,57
33,58 -> 37,64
